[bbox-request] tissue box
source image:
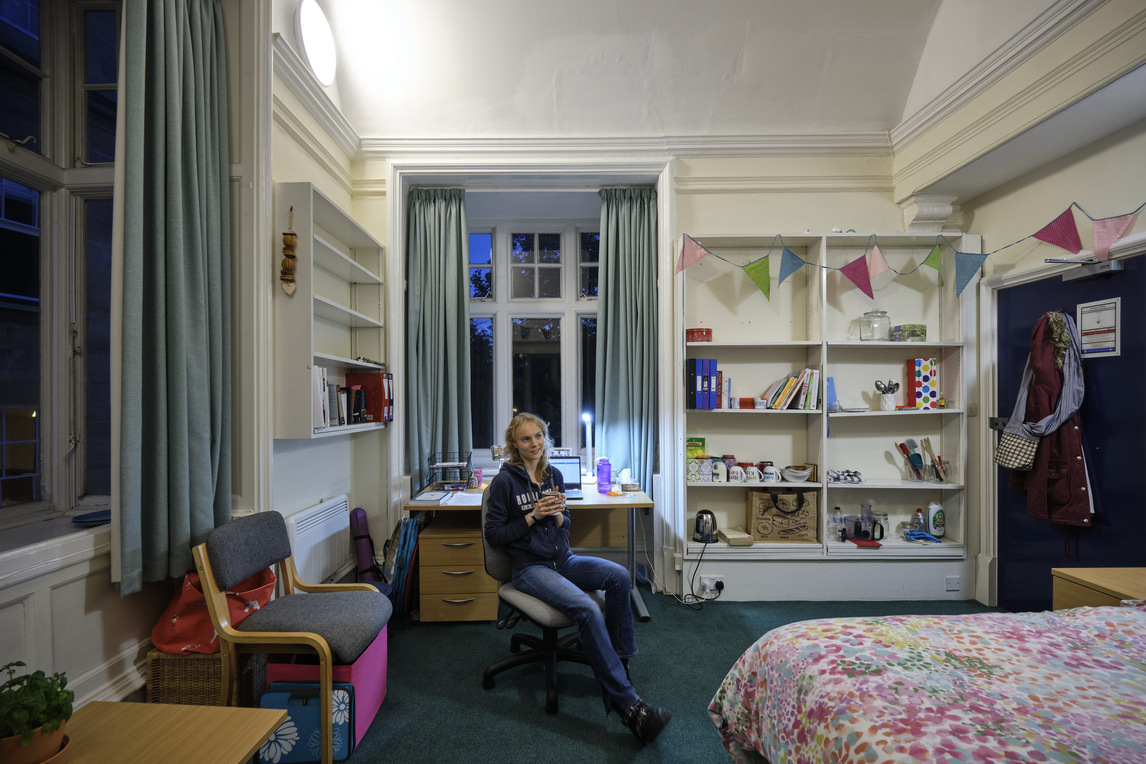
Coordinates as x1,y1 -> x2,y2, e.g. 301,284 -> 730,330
891,324 -> 927,342
907,358 -> 939,409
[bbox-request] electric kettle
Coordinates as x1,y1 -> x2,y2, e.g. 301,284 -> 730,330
694,510 -> 717,542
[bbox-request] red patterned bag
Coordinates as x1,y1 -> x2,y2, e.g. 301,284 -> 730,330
150,568 -> 276,654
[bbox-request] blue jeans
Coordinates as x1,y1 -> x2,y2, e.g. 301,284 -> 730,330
512,555 -> 638,713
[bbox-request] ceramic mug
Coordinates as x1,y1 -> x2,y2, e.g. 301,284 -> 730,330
762,465 -> 782,483
728,465 -> 746,482
744,466 -> 763,482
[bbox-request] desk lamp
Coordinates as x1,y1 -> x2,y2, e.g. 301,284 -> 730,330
582,412 -> 593,476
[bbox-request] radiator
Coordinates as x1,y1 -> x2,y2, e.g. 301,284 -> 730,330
285,494 -> 351,584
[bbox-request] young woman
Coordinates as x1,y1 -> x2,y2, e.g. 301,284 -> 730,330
483,412 -> 671,745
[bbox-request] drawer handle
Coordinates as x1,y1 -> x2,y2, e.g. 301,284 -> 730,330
441,542 -> 474,548
442,597 -> 476,604
442,570 -> 475,576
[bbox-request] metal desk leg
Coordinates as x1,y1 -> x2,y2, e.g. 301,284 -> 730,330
629,506 -> 650,621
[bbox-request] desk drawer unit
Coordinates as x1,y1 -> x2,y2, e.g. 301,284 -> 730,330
419,511 -> 499,622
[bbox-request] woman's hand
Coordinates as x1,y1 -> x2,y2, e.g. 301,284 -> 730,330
533,492 -> 565,521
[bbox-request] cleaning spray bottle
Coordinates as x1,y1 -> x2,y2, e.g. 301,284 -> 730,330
927,501 -> 945,537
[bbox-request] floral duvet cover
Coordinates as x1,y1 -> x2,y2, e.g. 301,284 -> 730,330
709,603 -> 1146,763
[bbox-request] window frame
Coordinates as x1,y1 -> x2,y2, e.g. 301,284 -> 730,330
0,0 -> 118,528
469,219 -> 598,470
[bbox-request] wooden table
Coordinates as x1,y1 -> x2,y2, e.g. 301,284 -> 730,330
67,701 -> 287,764
1051,567 -> 1146,610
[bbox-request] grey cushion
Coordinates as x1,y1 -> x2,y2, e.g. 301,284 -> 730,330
206,511 -> 292,590
239,590 -> 392,664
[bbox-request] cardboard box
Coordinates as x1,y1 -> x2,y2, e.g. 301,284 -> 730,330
266,625 -> 387,749
746,488 -> 819,542
685,458 -> 713,482
907,357 -> 939,409
891,324 -> 927,342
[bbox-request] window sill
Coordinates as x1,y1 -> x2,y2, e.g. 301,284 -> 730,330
0,518 -> 111,590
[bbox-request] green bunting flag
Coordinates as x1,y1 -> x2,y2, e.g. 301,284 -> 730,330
743,257 -> 770,300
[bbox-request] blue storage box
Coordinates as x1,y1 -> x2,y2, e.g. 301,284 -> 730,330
258,681 -> 355,763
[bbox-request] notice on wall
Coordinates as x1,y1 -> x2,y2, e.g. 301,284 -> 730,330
1077,297 -> 1120,357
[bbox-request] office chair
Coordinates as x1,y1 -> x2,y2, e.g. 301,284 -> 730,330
191,511 -> 392,764
479,488 -> 603,714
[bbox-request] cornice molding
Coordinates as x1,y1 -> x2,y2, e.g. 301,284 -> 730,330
675,174 -> 893,195
890,0 -> 1107,152
359,133 -> 890,162
271,33 -> 359,159
894,5 -> 1146,192
271,92 -> 354,195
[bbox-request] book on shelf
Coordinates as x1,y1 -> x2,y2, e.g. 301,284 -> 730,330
804,368 -> 820,409
773,370 -> 804,409
716,370 -> 723,409
312,366 -> 326,430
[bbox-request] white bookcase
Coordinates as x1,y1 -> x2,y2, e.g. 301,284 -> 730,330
680,233 -> 979,568
273,182 -> 386,439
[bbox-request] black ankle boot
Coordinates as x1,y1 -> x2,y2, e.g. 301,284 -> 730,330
622,698 -> 671,744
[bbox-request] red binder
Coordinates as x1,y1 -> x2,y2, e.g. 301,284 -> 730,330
344,372 -> 385,424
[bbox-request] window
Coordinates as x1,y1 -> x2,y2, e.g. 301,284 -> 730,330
469,222 -> 599,463
0,1 -> 119,521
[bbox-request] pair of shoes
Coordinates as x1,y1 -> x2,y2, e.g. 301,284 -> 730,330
622,698 -> 671,744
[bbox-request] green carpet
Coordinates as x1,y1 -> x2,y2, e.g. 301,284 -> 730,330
352,589 -> 995,763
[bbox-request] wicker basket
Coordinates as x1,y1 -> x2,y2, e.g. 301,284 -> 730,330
146,649 -> 266,707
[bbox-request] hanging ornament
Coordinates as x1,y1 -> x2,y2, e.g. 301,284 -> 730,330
281,206 -> 297,295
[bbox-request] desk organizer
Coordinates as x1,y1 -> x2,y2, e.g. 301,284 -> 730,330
265,625 -> 388,748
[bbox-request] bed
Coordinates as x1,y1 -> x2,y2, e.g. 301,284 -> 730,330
709,602 -> 1146,763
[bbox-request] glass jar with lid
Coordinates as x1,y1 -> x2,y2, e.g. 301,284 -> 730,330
859,310 -> 890,341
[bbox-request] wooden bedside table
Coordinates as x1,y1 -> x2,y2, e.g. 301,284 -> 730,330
1051,568 -> 1146,610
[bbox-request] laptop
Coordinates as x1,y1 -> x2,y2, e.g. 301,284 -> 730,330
549,455 -> 585,499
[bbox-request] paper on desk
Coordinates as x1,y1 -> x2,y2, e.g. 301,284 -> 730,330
443,492 -> 483,506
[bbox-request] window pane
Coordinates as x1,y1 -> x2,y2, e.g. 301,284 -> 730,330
580,317 -> 596,454
0,55 -> 41,155
510,267 -> 533,299
0,177 -> 41,508
0,0 -> 40,66
537,266 -> 561,298
469,318 -> 494,449
469,232 -> 491,264
469,267 -> 491,299
84,200 -> 113,496
510,233 -> 533,264
538,233 -> 561,264
86,90 -> 116,163
512,318 -> 561,444
84,10 -> 118,83
580,232 -> 599,298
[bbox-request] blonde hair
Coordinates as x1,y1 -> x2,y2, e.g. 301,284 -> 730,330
503,412 -> 553,479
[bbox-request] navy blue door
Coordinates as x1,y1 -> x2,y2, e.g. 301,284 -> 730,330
996,256 -> 1146,612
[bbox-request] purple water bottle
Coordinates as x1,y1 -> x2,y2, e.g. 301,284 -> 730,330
596,457 -> 611,494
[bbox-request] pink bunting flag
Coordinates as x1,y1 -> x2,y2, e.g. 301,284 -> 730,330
675,234 -> 708,274
1032,208 -> 1082,254
867,244 -> 890,278
840,255 -> 874,299
1092,213 -> 1138,261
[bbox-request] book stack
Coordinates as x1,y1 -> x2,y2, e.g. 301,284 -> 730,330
760,368 -> 821,410
313,369 -> 396,432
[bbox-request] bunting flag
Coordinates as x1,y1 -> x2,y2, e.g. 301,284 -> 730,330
922,244 -> 942,272
955,251 -> 990,297
743,257 -> 771,300
867,244 -> 890,278
840,255 -> 874,299
675,234 -> 708,274
1032,207 -> 1082,254
1093,213 -> 1138,261
778,247 -> 803,286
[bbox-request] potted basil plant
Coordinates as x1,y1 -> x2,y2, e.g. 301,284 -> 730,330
0,661 -> 74,764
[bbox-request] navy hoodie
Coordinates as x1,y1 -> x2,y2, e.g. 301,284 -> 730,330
484,461 -> 572,572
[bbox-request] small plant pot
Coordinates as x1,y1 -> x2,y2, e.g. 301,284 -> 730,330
0,723 -> 67,764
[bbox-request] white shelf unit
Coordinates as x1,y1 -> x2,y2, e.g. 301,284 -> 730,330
273,182 -> 386,439
680,233 -> 974,565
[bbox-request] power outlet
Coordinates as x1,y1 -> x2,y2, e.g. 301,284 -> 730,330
700,575 -> 724,594
945,575 -> 962,592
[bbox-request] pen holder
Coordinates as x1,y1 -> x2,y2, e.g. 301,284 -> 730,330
879,393 -> 895,411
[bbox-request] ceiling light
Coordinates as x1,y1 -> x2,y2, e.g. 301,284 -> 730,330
297,0 -> 336,87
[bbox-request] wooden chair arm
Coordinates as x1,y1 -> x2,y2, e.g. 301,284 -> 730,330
293,581 -> 379,593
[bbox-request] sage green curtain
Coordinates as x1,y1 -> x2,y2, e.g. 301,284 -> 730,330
596,188 -> 658,493
406,188 -> 472,491
118,0 -> 231,595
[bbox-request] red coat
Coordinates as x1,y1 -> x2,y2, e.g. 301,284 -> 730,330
1007,314 -> 1093,526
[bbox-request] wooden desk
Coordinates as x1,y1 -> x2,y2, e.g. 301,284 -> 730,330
67,701 -> 286,764
1051,567 -> 1146,610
